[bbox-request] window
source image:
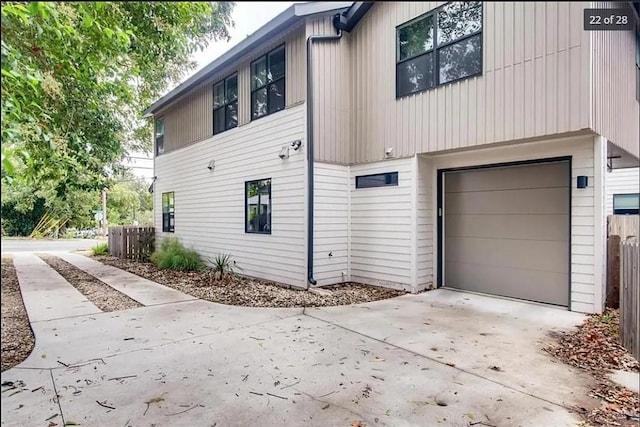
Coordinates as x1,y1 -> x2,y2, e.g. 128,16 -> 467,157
162,192 -> 175,232
250,45 -> 285,120
613,193 -> 640,215
245,179 -> 271,234
213,73 -> 238,134
356,172 -> 399,189
396,2 -> 482,97
155,117 -> 164,155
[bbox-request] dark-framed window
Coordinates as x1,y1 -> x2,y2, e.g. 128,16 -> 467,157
356,172 -> 399,189
162,191 -> 175,232
155,117 -> 165,156
213,73 -> 238,134
245,179 -> 271,234
613,193 -> 640,215
396,1 -> 483,98
250,45 -> 285,120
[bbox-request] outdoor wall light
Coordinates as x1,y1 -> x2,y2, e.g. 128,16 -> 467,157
279,146 -> 290,160
207,159 -> 216,171
290,140 -> 302,151
577,175 -> 588,188
385,147 -> 395,158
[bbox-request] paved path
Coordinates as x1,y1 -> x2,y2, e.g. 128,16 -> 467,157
1,238 -> 103,253
12,253 -> 101,322
2,252 -> 597,427
53,252 -> 196,306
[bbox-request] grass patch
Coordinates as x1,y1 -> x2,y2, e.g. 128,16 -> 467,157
91,243 -> 109,255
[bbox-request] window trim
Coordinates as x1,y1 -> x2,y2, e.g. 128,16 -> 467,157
613,193 -> 640,215
355,172 -> 399,189
155,117 -> 165,156
250,44 -> 286,121
212,72 -> 238,135
244,178 -> 272,234
162,191 -> 175,233
396,1 -> 484,98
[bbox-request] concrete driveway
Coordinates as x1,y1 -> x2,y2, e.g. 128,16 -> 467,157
1,238 -> 103,253
1,284 -> 595,427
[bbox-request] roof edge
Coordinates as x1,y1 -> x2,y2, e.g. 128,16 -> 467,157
143,2 -> 353,117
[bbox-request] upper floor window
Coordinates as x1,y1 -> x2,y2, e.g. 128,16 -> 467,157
396,2 -> 482,98
250,45 -> 285,120
155,117 -> 164,155
213,73 -> 238,135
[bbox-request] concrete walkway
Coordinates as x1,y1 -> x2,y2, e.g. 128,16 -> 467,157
12,253 -> 102,322
53,252 -> 196,306
2,253 -> 598,427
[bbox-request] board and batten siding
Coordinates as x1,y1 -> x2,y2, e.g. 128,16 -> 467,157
429,135 -> 602,313
313,163 -> 350,285
349,158 -> 416,291
307,16 -> 352,164
154,104 -> 307,287
605,168 -> 640,215
156,24 -> 306,155
590,2 -> 640,159
313,1 -> 591,164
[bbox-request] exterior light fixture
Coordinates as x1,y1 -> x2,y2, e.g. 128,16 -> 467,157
207,160 -> 216,171
279,146 -> 290,160
577,175 -> 588,188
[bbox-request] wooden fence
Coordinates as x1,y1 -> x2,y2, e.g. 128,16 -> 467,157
108,226 -> 155,261
606,215 -> 639,308
620,239 -> 639,361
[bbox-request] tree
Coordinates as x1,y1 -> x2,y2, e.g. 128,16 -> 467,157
1,2 -> 234,231
106,172 -> 153,226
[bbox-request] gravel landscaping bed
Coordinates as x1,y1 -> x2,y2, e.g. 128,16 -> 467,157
544,309 -> 639,426
38,254 -> 142,312
1,256 -> 35,372
93,255 -> 406,307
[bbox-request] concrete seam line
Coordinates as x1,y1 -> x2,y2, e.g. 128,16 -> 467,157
49,368 -> 65,425
303,312 -> 576,412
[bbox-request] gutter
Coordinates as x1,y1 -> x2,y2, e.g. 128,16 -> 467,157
306,15 -> 347,288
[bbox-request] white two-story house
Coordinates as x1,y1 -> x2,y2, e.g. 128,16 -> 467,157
144,1 -> 640,314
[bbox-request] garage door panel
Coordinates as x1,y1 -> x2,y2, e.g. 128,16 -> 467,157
444,261 -> 569,306
445,162 -> 568,192
444,214 -> 569,241
443,161 -> 570,306
445,187 -> 569,215
445,237 -> 568,273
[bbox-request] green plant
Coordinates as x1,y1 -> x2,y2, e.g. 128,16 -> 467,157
208,253 -> 242,282
92,243 -> 109,255
150,237 -> 204,271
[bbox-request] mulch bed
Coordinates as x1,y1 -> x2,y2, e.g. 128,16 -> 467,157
92,255 -> 406,308
38,254 -> 142,312
544,309 -> 639,426
1,256 -> 35,372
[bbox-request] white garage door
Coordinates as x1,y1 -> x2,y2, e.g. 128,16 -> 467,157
443,161 -> 570,306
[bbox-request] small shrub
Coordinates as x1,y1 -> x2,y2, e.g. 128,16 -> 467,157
208,253 -> 242,282
92,243 -> 109,255
151,237 -> 204,271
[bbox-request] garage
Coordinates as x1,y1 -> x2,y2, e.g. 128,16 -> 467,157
441,160 -> 570,306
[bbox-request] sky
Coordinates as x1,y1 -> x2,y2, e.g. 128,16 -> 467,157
126,2 -> 295,182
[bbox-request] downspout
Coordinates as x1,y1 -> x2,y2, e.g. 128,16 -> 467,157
306,18 -> 344,288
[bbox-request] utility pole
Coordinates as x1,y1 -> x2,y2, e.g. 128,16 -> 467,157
101,188 -> 108,238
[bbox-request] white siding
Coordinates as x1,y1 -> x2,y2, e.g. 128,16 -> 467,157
154,105 -> 307,287
416,156 -> 434,289
349,158 -> 415,291
429,134 -> 602,313
605,168 -> 640,215
314,163 -> 349,285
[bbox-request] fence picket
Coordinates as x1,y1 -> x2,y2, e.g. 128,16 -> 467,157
620,240 -> 639,361
107,226 -> 154,261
